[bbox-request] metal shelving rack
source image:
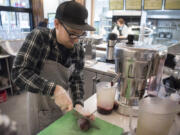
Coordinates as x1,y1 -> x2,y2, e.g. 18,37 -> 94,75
0,54 -> 13,95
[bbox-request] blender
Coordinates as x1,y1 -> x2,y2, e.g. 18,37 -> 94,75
114,36 -> 167,116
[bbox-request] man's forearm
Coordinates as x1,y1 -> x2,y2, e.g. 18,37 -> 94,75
12,67 -> 56,96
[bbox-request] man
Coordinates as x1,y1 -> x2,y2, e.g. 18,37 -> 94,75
112,18 -> 129,38
38,18 -> 49,27
12,1 -> 95,135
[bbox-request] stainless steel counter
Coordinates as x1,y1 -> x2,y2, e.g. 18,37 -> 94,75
84,59 -> 116,77
0,40 -> 24,56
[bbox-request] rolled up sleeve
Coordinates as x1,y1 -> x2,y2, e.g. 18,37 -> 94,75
11,29 -> 56,96
69,44 -> 85,107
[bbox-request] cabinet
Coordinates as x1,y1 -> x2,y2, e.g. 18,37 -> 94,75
0,55 -> 13,95
83,69 -> 96,100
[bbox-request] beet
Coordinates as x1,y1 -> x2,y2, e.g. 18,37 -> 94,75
77,117 -> 91,131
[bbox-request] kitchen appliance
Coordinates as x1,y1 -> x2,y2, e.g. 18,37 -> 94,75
159,32 -> 166,38
128,26 -> 153,41
114,38 -> 167,116
106,33 -> 117,62
81,35 -> 103,60
159,32 -> 173,39
165,32 -> 173,39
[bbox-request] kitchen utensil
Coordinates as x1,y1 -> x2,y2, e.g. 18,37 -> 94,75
136,97 -> 178,135
73,110 -> 100,130
81,35 -> 103,60
96,82 -> 117,114
106,33 -> 117,61
38,110 -> 123,135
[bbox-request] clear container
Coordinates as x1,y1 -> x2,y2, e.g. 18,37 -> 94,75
96,82 -> 116,114
136,97 -> 178,135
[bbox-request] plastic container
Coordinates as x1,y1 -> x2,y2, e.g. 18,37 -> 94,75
136,97 -> 178,135
96,82 -> 116,114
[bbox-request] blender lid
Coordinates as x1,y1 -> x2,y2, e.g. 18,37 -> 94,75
115,44 -> 154,61
114,42 -> 167,60
139,97 -> 179,114
107,33 -> 118,40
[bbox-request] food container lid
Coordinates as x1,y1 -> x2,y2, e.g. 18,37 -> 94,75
139,97 -> 179,114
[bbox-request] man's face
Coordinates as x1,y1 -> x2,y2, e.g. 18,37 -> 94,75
54,19 -> 85,48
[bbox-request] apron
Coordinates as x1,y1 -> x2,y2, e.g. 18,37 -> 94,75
27,60 -> 75,135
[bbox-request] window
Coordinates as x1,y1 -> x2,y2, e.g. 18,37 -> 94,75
11,0 -> 30,8
94,0 -> 112,39
0,0 -> 30,7
0,0 -> 32,39
47,13 -> 55,29
16,12 -> 30,31
1,11 -> 16,29
0,0 -> 10,6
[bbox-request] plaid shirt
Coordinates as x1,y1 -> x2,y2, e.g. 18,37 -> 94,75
12,27 -> 85,106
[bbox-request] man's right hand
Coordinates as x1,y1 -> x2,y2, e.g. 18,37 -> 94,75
54,85 -> 73,112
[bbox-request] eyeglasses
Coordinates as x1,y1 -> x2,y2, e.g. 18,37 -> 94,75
60,21 -> 86,39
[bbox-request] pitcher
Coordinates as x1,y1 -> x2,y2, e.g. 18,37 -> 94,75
96,82 -> 117,114
136,97 -> 179,135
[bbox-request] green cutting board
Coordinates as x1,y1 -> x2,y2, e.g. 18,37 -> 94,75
38,110 -> 123,135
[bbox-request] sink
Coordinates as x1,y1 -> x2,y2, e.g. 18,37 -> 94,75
168,42 -> 180,55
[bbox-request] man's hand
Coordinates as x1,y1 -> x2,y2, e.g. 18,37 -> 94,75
54,85 -> 73,112
75,104 -> 94,120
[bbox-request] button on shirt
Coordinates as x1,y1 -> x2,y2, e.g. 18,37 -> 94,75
12,28 -> 85,106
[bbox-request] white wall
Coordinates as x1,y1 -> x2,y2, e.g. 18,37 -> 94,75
43,0 -> 71,18
43,0 -> 59,18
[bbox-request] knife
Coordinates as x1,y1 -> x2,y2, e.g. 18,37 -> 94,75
73,109 -> 100,130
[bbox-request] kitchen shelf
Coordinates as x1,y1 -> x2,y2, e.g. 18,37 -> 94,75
0,55 -> 13,95
157,26 -> 177,29
0,85 -> 11,91
0,54 -> 10,59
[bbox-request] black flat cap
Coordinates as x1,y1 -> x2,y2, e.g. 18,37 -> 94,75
55,1 -> 95,31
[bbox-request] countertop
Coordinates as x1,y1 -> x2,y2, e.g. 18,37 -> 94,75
84,94 -> 137,132
0,39 -> 24,56
96,43 -> 107,51
84,59 -> 116,76
84,94 -> 180,135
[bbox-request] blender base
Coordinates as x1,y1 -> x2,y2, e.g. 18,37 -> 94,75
117,102 -> 139,117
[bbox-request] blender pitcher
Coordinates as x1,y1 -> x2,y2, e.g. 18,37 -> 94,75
136,97 -> 179,135
96,82 -> 116,115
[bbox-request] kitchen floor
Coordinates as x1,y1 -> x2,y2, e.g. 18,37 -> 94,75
0,91 -> 28,135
